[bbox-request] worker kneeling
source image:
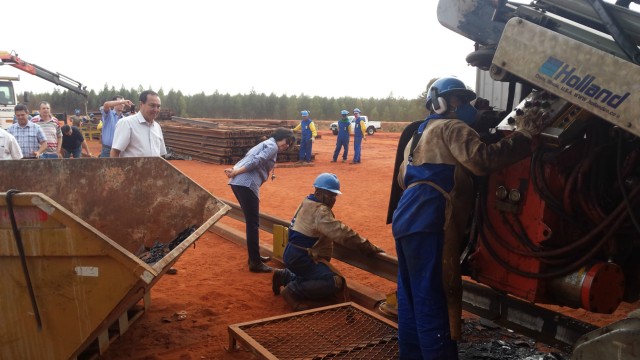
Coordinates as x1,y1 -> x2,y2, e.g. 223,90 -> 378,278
273,173 -> 384,310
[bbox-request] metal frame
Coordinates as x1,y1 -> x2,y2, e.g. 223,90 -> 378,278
215,198 -> 603,351
228,302 -> 398,360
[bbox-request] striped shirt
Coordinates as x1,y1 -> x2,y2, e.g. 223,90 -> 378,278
7,121 -> 47,157
31,116 -> 62,153
228,138 -> 278,196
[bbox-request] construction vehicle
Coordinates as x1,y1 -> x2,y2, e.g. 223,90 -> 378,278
424,0 -> 640,358
0,50 -> 89,129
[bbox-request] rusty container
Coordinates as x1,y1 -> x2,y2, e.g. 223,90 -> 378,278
0,158 -> 230,359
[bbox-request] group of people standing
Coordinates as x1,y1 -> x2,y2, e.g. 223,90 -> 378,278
0,90 -> 167,161
291,108 -> 368,164
331,108 -> 367,164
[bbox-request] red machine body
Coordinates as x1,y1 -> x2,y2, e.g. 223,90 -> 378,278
468,93 -> 631,314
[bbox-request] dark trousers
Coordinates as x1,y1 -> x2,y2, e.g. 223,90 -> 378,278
353,137 -> 363,163
231,185 -> 262,264
332,137 -> 349,161
282,243 -> 337,300
299,137 -> 312,162
63,147 -> 82,158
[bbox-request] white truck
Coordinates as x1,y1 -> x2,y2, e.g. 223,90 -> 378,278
0,76 -> 19,129
329,115 -> 382,136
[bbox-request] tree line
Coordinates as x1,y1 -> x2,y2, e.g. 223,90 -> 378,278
24,84 -> 435,122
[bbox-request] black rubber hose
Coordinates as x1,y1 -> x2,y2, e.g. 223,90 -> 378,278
6,189 -> 43,331
616,131 -> 640,235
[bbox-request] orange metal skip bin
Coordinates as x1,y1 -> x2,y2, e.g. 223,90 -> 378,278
0,158 -> 230,359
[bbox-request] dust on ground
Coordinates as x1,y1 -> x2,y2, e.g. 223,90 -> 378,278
83,130 -> 635,359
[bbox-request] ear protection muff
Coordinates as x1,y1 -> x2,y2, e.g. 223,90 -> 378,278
430,88 -> 448,114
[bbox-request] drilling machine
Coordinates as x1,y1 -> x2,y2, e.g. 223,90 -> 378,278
435,0 -> 640,358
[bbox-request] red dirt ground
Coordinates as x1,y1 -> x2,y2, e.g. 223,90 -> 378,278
85,131 -> 637,360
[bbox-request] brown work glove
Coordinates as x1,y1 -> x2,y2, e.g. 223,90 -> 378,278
363,240 -> 385,256
515,106 -> 550,138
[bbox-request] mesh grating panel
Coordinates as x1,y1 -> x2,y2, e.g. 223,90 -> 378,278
229,302 -> 399,359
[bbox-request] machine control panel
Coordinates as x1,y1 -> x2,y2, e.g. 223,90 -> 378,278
496,90 -> 589,147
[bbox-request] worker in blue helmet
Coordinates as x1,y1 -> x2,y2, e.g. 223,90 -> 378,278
293,110 -> 317,163
389,76 -> 551,359
331,110 -> 351,162
272,173 -> 385,310
350,108 -> 366,164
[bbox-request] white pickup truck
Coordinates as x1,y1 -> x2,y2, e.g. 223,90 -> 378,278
329,115 -> 382,136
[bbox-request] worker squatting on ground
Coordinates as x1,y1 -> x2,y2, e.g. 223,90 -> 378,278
272,173 -> 385,310
293,110 -> 317,163
332,110 -> 351,162
351,108 -> 366,164
391,77 -> 551,359
225,128 -> 296,273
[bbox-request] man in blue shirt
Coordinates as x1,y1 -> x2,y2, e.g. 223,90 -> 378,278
100,95 -> 134,157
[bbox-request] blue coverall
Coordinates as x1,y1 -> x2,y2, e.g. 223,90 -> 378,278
298,118 -> 314,162
352,116 -> 365,163
392,113 -> 534,359
332,118 -> 350,161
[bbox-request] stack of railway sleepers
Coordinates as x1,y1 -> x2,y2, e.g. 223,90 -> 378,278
161,118 -> 301,164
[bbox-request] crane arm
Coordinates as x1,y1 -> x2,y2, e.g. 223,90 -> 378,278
0,51 -> 88,98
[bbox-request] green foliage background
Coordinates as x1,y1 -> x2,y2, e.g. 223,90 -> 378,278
24,84 -> 433,122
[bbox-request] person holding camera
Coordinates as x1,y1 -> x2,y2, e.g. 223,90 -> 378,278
100,95 -> 134,157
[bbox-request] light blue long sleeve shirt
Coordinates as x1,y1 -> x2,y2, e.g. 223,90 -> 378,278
228,137 -> 278,196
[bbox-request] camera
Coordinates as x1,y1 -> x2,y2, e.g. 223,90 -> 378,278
130,105 -> 135,113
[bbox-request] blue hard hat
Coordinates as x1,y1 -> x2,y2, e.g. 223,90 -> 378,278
340,110 -> 348,115
74,109 -> 80,115
353,108 -> 361,113
301,110 -> 309,116
426,77 -> 476,109
313,173 -> 342,194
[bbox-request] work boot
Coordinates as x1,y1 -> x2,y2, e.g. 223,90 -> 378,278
249,262 -> 273,273
281,286 -> 309,311
330,159 -> 337,163
272,269 -> 286,295
247,256 -> 271,265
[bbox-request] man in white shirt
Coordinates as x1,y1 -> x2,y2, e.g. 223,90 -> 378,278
110,90 -> 167,157
0,127 -> 23,160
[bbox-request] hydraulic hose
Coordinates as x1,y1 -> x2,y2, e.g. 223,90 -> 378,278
616,130 -> 640,235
